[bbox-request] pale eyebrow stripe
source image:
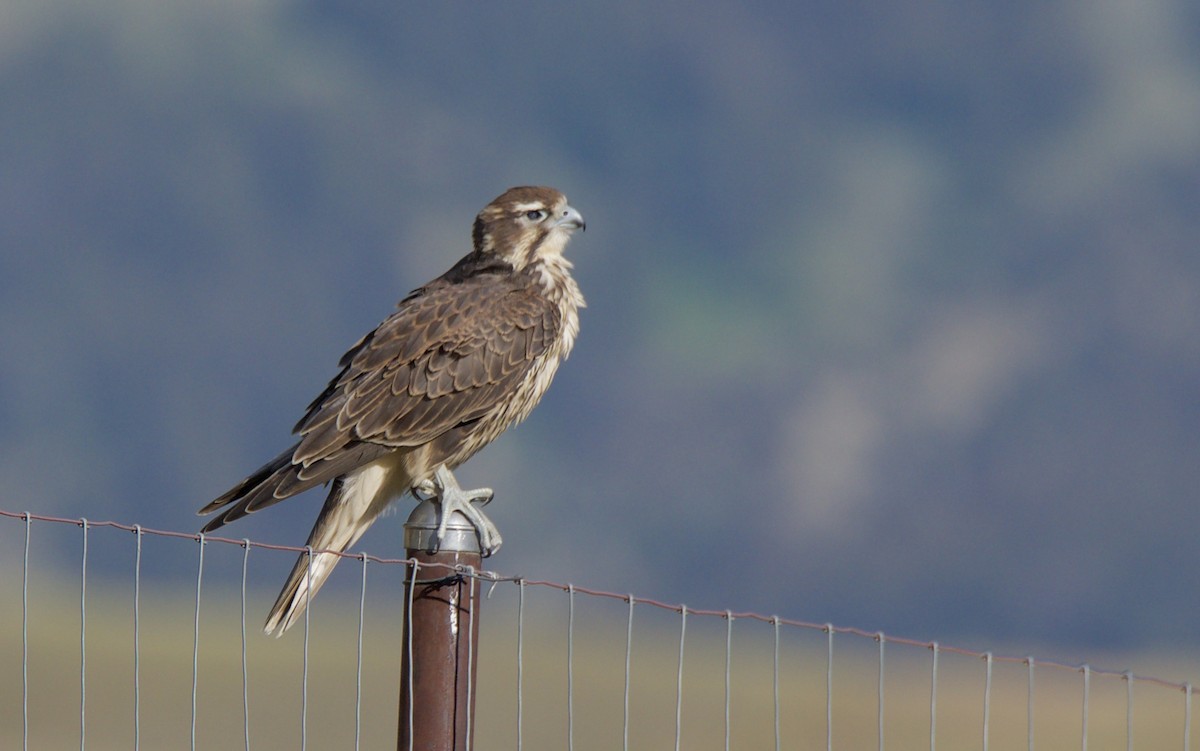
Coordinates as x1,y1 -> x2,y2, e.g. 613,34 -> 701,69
512,201 -> 548,212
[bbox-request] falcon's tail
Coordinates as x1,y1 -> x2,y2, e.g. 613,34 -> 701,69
264,463 -> 399,636
198,444 -> 304,532
200,442 -> 397,533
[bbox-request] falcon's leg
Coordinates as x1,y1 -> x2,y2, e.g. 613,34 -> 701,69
413,464 -> 502,556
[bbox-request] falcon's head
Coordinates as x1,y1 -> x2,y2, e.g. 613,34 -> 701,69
472,186 -> 586,269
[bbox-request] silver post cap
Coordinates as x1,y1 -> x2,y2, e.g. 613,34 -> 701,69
403,497 -> 482,554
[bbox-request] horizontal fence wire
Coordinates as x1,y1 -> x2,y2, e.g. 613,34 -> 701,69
3,508 -> 1198,750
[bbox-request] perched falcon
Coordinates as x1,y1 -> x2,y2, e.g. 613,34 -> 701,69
199,186 -> 585,635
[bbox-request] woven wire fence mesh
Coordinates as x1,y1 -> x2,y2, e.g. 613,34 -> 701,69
3,508 -> 1197,750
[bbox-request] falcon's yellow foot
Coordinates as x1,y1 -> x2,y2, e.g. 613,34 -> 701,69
413,465 -> 502,556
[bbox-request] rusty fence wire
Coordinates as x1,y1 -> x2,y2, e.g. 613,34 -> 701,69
2,508 -> 1197,750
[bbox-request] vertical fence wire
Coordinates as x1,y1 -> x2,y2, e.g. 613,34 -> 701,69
675,605 -> 687,751
240,541 -> 251,751
80,518 -> 88,751
466,567 -> 478,751
725,611 -> 734,751
354,553 -> 367,751
772,616 -> 781,751
1185,683 -> 1192,751
22,513 -> 31,751
567,584 -> 576,751
132,526 -> 143,751
826,624 -> 834,751
1027,657 -> 1036,751
404,559 -> 417,751
623,596 -> 635,751
1124,671 -> 1133,751
983,652 -> 993,751
301,547 -> 312,751
190,533 -> 206,751
517,578 -> 526,751
877,632 -> 886,751
1082,665 -> 1091,751
929,642 -> 939,751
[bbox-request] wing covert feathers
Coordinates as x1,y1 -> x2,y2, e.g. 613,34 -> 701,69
292,274 -> 559,465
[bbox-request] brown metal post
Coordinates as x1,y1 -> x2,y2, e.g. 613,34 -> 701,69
398,499 -> 482,751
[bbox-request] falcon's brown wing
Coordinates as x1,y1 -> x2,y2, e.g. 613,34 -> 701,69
289,270 -> 560,474
199,267 -> 560,530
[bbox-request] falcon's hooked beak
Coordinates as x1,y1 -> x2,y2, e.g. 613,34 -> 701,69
555,205 -> 586,233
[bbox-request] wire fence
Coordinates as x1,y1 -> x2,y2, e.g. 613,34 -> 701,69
2,507 -> 1197,750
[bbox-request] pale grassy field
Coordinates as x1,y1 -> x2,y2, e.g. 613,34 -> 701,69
3,575 -> 1198,750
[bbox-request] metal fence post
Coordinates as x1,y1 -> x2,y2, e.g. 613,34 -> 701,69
398,498 -> 482,751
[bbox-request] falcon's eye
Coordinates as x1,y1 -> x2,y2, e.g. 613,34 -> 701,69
524,209 -> 546,221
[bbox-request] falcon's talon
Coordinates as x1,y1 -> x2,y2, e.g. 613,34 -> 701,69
424,465 -> 503,556
412,478 -> 437,502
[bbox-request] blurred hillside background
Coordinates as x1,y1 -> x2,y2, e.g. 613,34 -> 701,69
1,0 -> 1198,652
